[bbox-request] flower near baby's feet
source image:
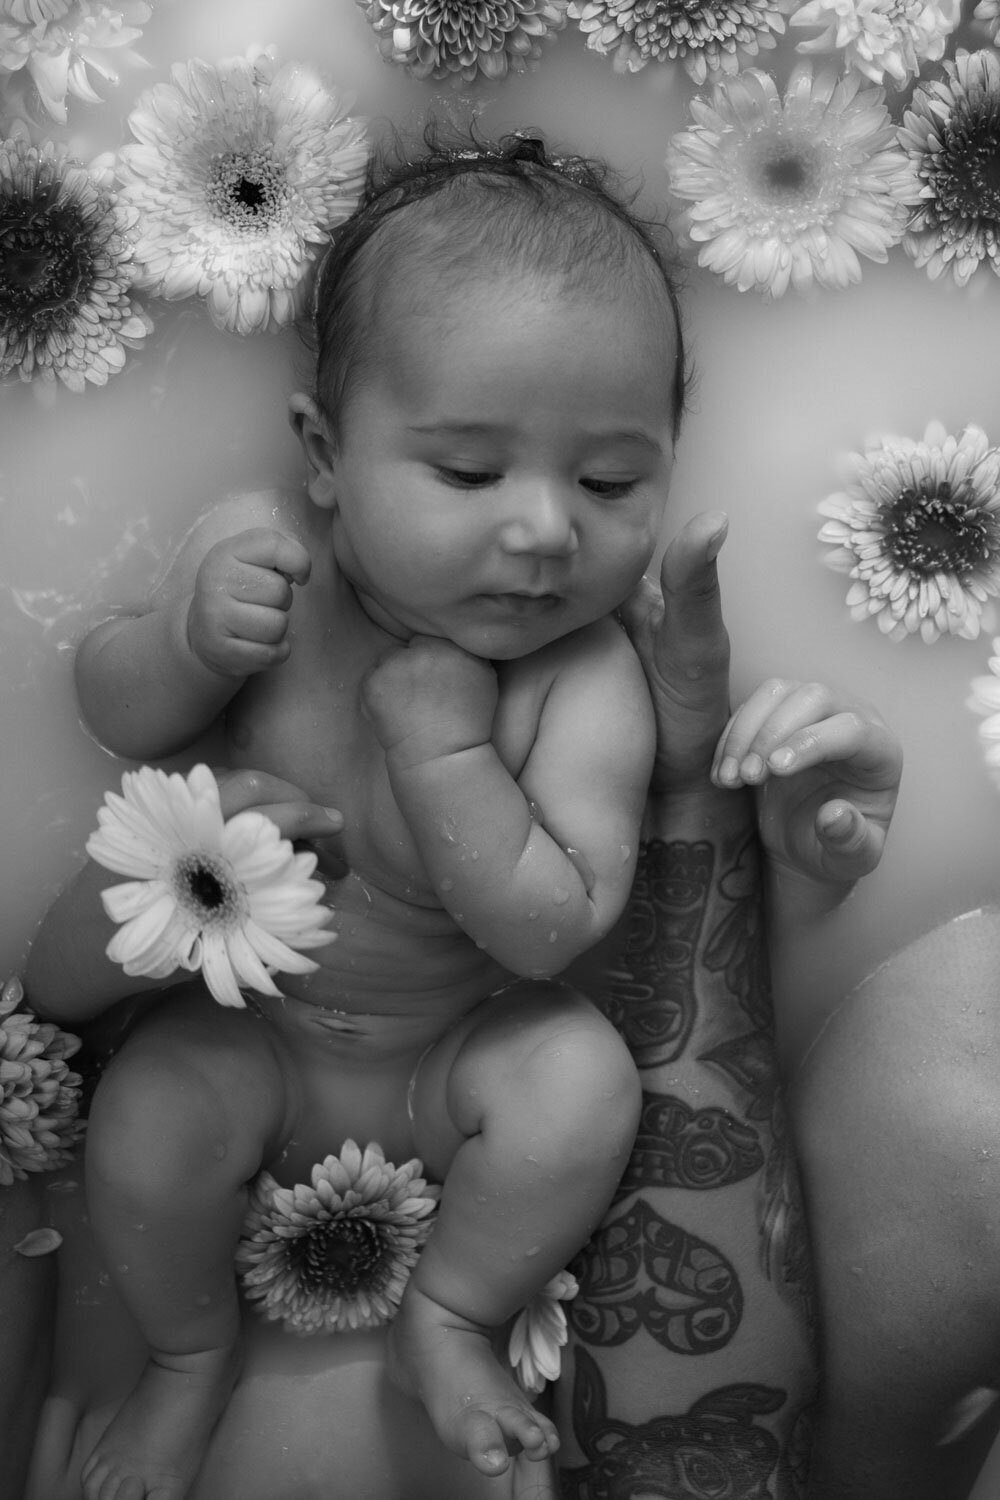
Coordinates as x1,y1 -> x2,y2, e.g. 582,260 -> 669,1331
968,637 -> 1000,789
0,0 -> 150,123
818,422 -> 1000,643
508,1268 -> 578,1393
236,1141 -> 441,1334
116,45 -> 368,335
898,50 -> 1000,287
356,0 -> 568,83
0,132 -> 153,390
86,763 -> 335,1008
788,0 -> 960,89
0,975 -> 84,1185
665,64 -> 918,297
568,0 -> 785,84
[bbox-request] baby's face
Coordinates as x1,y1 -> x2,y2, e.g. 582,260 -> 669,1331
324,270 -> 678,658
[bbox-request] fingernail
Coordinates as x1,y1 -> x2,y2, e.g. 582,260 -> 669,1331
769,747 -> 794,770
324,807 -> 344,826
821,806 -> 855,839
740,752 -> 764,781
717,756 -> 741,785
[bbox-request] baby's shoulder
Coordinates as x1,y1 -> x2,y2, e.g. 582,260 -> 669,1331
498,615 -> 646,718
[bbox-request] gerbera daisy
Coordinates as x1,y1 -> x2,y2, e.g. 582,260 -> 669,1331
1,133 -> 153,391
0,0 -> 150,124
788,0 -> 960,88
508,1269 -> 579,1393
818,421 -> 1000,643
115,46 -> 369,335
86,763 -> 335,1008
236,1141 -> 441,1334
356,0 -> 568,83
967,636 -> 1000,788
898,50 -> 1000,287
665,64 -> 918,296
1,975 -> 84,1186
568,0 -> 785,84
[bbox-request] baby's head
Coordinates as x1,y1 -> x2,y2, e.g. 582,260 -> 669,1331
294,130 -> 692,658
308,129 -> 690,446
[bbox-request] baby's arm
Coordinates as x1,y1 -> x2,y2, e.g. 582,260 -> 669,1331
362,627 -> 654,977
75,500 -> 310,759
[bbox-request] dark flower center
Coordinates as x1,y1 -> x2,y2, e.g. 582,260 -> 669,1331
883,482 -> 996,575
233,177 -> 266,213
207,147 -> 284,231
288,1216 -> 386,1295
931,102 -> 1000,224
186,864 -> 226,910
764,155 -> 807,192
0,184 -> 98,334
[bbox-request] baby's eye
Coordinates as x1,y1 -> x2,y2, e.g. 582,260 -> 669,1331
434,466 -> 499,489
581,477 -> 637,499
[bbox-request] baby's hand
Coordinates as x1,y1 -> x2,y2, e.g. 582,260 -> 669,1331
362,636 -> 499,769
187,528 -> 311,677
215,768 -> 347,880
712,681 -> 902,890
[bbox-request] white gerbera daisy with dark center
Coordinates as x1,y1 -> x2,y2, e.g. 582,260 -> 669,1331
115,45 -> 368,335
788,0 -> 960,88
0,0 -> 150,123
569,0 -> 785,83
1,133 -> 152,390
899,49 -> 1000,287
666,64 -> 918,296
818,421 -> 1000,642
86,763 -> 335,1008
356,0 -> 568,83
236,1141 -> 441,1334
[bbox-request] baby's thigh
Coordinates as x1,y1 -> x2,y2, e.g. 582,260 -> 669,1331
411,982 -> 641,1180
85,987 -> 289,1195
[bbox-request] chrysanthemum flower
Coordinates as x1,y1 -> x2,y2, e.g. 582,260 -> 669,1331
1,975 -> 84,1185
666,64 -> 918,297
568,0 -> 784,84
357,0 -> 568,83
1,133 -> 153,391
967,636 -> 1000,788
86,763 -> 335,1008
818,421 -> 1000,643
0,0 -> 150,124
788,0 -> 960,88
898,50 -> 1000,287
115,46 -> 368,335
508,1269 -> 578,1393
236,1141 -> 441,1334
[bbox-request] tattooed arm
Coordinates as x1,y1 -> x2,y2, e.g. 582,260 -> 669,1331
555,513 -> 901,1499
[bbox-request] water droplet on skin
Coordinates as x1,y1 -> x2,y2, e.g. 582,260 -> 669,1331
527,910 -> 538,921
524,1245 -> 540,1257
471,850 -> 479,860
525,1155 -> 539,1164
475,1194 -> 488,1204
552,886 -> 569,906
620,844 -> 631,864
547,930 -> 559,943
440,877 -> 454,892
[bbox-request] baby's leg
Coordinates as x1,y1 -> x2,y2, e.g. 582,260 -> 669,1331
392,981 -> 641,1480
79,994 -> 289,1500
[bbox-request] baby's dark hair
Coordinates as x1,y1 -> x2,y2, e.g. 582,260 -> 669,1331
306,126 -> 692,443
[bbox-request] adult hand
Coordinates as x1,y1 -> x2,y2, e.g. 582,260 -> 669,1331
214,768 -> 348,880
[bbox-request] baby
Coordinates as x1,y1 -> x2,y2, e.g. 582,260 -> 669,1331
35,133 -> 692,1500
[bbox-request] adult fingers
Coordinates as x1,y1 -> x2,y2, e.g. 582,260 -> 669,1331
657,510 -> 731,687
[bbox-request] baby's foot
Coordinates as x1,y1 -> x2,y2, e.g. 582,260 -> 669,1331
387,1284 -> 559,1478
81,1344 -> 240,1500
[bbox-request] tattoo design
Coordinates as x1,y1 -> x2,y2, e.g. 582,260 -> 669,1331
569,1197 -> 741,1354
704,833 -> 772,1036
560,1347 -> 785,1500
602,839 -> 714,1068
614,1090 -> 763,1202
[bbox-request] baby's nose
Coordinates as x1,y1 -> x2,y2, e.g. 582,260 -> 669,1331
499,487 -> 579,557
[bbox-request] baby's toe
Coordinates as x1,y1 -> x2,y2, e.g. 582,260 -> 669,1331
497,1403 -> 559,1459
456,1408 -> 511,1475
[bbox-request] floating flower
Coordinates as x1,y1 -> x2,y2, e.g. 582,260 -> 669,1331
357,0 -> 568,83
568,0 -> 784,84
1,975 -> 85,1186
665,64 -> 918,297
86,763 -> 335,1008
1,133 -> 153,391
115,46 -> 369,335
236,1141 -> 441,1334
899,50 -> 1000,287
0,0 -> 150,124
508,1268 -> 578,1393
967,636 -> 1000,788
818,422 -> 1000,642
973,0 -> 1000,46
788,0 -> 960,88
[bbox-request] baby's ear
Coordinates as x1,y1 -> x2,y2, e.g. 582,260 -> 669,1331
288,391 -> 337,508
